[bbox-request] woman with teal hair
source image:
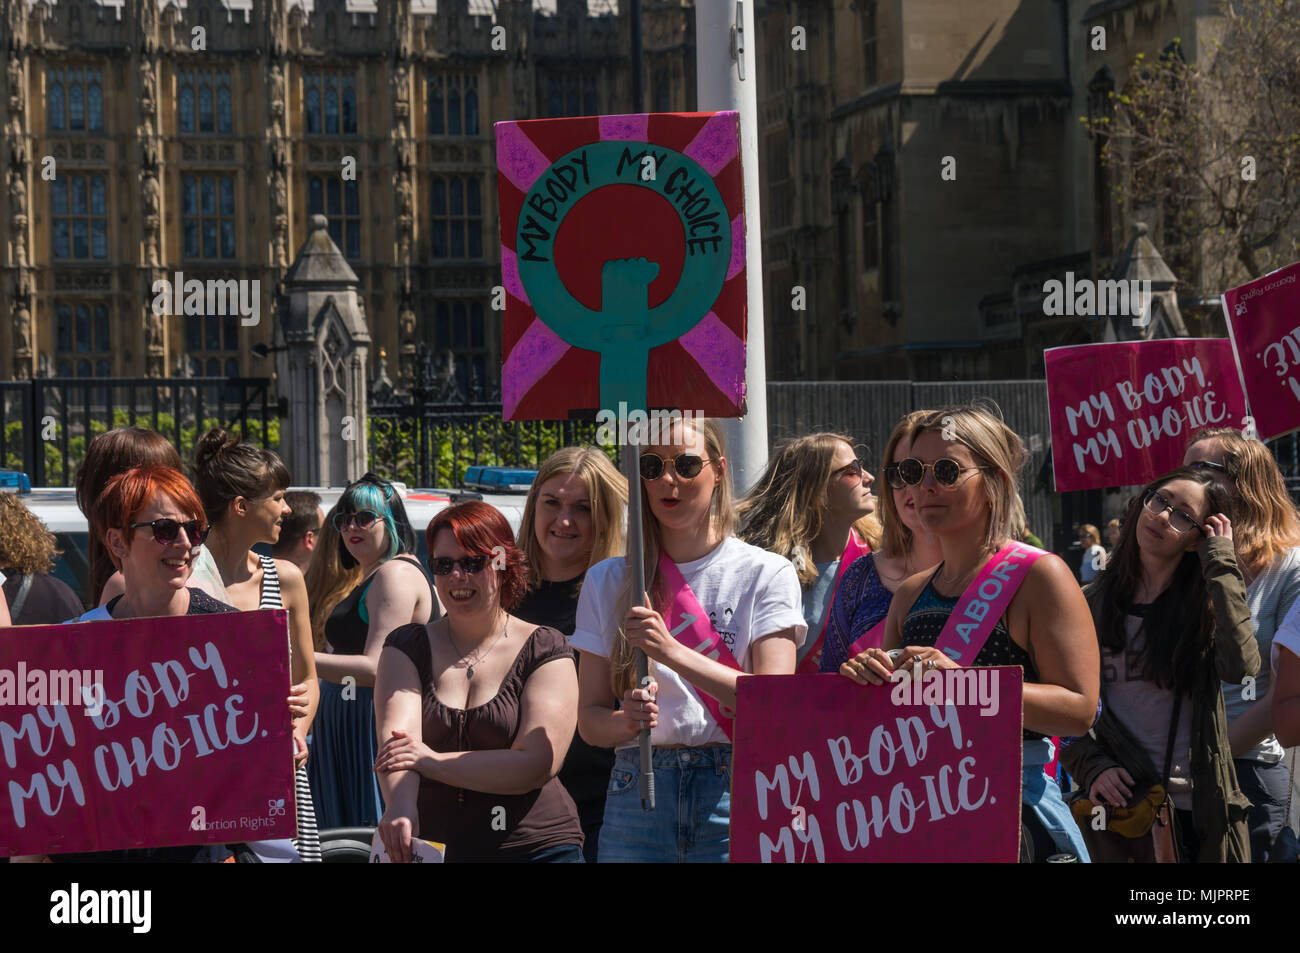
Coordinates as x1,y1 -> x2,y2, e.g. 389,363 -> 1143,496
309,473 -> 441,828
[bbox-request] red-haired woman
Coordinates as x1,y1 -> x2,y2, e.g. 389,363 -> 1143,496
24,466 -> 237,862
374,501 -> 585,862
74,427 -> 183,605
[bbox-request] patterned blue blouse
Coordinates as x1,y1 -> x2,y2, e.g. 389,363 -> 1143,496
818,552 -> 894,672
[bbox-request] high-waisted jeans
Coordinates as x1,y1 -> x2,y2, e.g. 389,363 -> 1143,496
598,746 -> 732,863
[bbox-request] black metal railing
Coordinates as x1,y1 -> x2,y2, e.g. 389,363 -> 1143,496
0,376 -> 274,487
367,345 -> 604,487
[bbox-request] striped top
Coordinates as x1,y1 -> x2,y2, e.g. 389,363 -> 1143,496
258,553 -> 283,610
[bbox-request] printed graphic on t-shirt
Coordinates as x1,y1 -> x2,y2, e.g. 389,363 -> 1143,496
709,606 -> 737,652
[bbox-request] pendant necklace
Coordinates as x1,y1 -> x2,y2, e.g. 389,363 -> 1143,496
446,612 -> 509,679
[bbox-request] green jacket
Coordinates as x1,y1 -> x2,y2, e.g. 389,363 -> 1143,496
1060,536 -> 1259,863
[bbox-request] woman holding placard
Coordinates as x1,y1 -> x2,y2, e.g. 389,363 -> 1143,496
571,416 -> 806,863
837,405 -> 1098,862
816,413 -> 944,674
191,428 -> 322,862
27,465 -> 238,863
512,446 -> 628,862
1061,466 -> 1256,862
737,433 -> 880,670
1184,428 -> 1300,861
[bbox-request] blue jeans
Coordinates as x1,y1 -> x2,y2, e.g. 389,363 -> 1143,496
527,844 -> 586,863
598,746 -> 731,863
1235,758 -> 1291,862
1024,738 -> 1091,862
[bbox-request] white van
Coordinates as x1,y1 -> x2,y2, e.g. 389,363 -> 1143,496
18,485 -> 529,606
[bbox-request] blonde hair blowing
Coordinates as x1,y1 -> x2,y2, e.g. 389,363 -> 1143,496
737,432 -> 881,588
1191,427 -> 1300,574
878,410 -> 934,560
519,445 -> 628,590
305,501 -> 363,651
0,493 -> 60,574
611,417 -> 735,697
1079,524 -> 1101,547
908,405 -> 1027,554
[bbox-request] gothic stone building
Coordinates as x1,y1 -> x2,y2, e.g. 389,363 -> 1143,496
1,0 -> 697,391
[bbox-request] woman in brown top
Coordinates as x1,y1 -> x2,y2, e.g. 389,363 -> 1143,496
374,501 -> 584,862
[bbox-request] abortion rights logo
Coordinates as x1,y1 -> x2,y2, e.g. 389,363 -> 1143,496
496,113 -> 748,421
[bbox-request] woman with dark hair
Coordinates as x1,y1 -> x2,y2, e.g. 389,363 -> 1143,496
310,473 -> 439,829
375,500 -> 585,862
1061,466 -> 1258,862
191,427 -> 321,862
75,427 -> 182,605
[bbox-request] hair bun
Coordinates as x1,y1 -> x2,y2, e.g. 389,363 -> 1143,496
194,427 -> 238,472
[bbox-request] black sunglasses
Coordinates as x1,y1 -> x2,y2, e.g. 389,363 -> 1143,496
1143,489 -> 1206,537
884,457 -> 995,489
128,518 -> 208,546
430,555 -> 490,576
333,510 -> 380,531
1188,460 -> 1232,478
640,452 -> 709,481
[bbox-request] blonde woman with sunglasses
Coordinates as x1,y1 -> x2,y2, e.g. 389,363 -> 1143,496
839,406 -> 1099,861
571,417 -> 805,862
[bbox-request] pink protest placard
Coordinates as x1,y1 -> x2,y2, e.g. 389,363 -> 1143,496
730,670 -> 1023,863
1045,339 -> 1247,492
0,610 -> 295,856
496,112 -> 746,419
1223,260 -> 1300,440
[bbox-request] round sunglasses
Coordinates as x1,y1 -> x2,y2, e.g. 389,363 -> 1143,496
639,452 -> 710,481
883,457 -> 996,489
333,510 -> 381,531
128,517 -> 209,546
429,555 -> 490,576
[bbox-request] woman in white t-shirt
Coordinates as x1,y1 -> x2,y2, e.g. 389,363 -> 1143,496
571,416 -> 805,862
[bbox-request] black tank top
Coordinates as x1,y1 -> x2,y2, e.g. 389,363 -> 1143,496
901,568 -> 1045,741
325,554 -> 438,655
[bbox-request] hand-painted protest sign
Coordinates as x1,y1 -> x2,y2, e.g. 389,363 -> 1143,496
731,670 -> 1023,863
1045,339 -> 1248,492
1223,260 -> 1300,440
496,112 -> 747,419
0,610 -> 295,856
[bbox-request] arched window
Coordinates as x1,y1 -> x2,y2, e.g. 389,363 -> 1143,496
69,79 -> 84,130
198,84 -> 214,132
324,83 -> 339,134
87,78 -> 103,132
56,306 -> 72,352
49,76 -> 65,131
179,80 -> 195,132
216,84 -> 232,133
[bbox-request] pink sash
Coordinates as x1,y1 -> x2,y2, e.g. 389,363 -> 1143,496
932,541 -> 1048,664
796,532 -> 871,674
657,552 -> 744,740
